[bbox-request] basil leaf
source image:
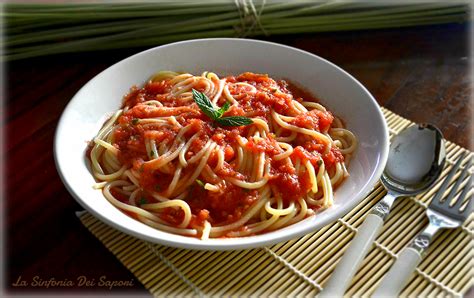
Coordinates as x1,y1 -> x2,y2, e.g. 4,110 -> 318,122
216,116 -> 253,127
192,89 -> 219,120
192,89 -> 253,127
216,101 -> 231,118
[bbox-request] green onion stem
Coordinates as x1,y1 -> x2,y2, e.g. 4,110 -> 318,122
263,8 -> 467,29
6,13 -> 237,46
10,9 -> 466,51
6,3 -> 226,13
4,2 -> 309,48
6,13 -> 466,59
3,2 -> 469,62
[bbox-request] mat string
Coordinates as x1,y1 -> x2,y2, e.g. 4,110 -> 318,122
262,246 -> 323,292
415,268 -> 462,298
338,218 -> 398,258
234,0 -> 268,37
146,242 -> 205,298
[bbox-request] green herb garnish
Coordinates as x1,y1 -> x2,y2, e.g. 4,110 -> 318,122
139,197 -> 147,205
131,118 -> 139,125
216,116 -> 253,127
192,89 -> 253,127
196,179 -> 205,188
216,101 -> 231,118
317,160 -> 323,166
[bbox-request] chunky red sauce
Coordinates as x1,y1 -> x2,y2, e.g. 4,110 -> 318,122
112,73 -> 344,229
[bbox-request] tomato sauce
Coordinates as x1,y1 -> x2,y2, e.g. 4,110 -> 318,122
111,72 -> 344,228
187,183 -> 259,225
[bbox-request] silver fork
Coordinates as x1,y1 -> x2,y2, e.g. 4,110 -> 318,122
373,153 -> 473,297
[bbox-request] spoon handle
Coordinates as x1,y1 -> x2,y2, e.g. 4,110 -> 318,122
319,193 -> 397,297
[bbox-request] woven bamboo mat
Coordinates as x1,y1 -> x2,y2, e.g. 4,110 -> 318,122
78,107 -> 473,297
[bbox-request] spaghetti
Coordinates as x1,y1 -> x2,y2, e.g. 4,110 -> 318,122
89,71 -> 357,239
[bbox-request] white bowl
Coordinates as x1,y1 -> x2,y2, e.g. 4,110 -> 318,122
54,38 -> 389,250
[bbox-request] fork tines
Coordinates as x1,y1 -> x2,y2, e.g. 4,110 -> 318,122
430,153 -> 473,220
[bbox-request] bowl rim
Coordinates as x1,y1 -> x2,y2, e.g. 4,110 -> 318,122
54,38 -> 389,250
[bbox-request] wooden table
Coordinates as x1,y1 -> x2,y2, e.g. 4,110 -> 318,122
5,23 -> 471,295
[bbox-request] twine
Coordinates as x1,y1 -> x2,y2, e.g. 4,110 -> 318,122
145,242 -> 205,298
415,268 -> 462,298
262,246 -> 323,292
234,0 -> 268,37
337,218 -> 398,259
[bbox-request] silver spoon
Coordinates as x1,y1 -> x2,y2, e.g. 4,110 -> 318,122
320,123 -> 445,297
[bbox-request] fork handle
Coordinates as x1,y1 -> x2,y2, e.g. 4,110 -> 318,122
372,247 -> 422,297
373,224 -> 439,297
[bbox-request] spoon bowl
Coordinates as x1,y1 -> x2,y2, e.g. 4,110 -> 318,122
382,124 -> 446,195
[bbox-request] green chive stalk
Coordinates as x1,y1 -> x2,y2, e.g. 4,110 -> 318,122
3,2 -> 470,61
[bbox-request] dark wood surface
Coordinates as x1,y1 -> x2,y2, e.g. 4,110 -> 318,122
5,23 -> 471,295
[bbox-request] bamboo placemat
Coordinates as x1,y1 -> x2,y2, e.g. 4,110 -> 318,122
78,107 -> 473,297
